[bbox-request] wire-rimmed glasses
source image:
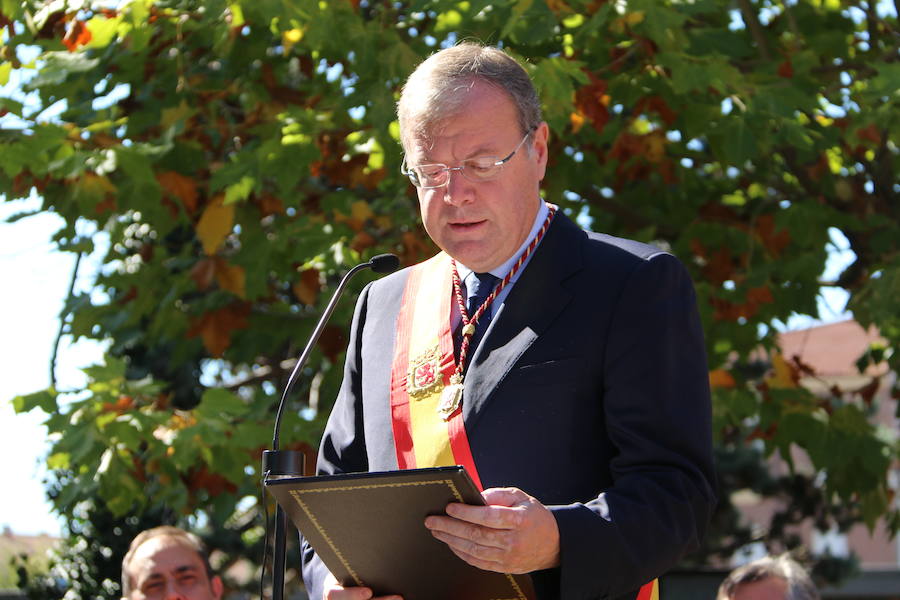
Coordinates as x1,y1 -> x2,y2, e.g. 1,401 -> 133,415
401,128 -> 535,189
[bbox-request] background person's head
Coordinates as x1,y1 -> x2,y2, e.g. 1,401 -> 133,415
121,526 -> 223,600
717,554 -> 819,600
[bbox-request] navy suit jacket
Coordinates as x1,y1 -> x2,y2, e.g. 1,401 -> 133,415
302,212 -> 716,600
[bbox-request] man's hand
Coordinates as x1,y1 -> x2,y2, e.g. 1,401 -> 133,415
424,487 -> 560,574
323,573 -> 403,600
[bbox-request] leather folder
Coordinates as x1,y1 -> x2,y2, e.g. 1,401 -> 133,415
265,466 -> 535,600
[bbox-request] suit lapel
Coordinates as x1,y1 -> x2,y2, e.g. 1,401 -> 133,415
462,212 -> 585,431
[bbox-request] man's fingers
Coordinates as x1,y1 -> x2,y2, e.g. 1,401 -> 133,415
425,514 -> 511,549
442,542 -> 511,574
441,502 -> 524,530
425,486 -> 561,573
481,487 -> 529,507
323,573 -> 404,600
428,525 -> 511,559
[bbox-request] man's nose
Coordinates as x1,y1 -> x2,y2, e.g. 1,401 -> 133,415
442,167 -> 474,205
164,581 -> 185,600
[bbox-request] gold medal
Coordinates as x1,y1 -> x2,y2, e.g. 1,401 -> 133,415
438,373 -> 464,420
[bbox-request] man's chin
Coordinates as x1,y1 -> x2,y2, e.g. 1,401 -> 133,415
445,246 -> 500,272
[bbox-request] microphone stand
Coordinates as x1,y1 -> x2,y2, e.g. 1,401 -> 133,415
263,254 -> 399,600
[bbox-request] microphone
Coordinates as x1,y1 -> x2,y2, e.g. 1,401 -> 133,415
271,253 -> 400,451
370,252 -> 401,274
261,253 -> 399,600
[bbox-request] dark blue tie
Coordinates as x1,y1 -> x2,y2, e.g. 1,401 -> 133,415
463,272 -> 499,356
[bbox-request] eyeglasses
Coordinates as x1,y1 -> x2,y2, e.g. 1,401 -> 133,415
401,128 -> 535,189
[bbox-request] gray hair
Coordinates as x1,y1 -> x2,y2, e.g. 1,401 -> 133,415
120,526 -> 215,597
397,42 -> 542,152
717,554 -> 820,600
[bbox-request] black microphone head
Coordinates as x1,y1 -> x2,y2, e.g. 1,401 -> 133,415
370,253 -> 400,274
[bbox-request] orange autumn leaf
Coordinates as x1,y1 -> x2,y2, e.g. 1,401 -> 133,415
351,231 -> 377,253
570,111 -> 586,134
710,286 -> 773,321
350,200 -> 374,222
645,130 -> 667,163
254,193 -> 285,217
190,257 -> 217,291
754,214 -> 791,257
611,10 -> 644,34
215,260 -> 246,299
335,200 -> 375,231
76,171 -> 117,197
545,0 -> 573,14
187,303 -> 250,357
196,194 -> 234,255
575,74 -> 610,134
63,19 -> 92,52
293,268 -> 320,305
777,59 -> 794,79
704,247 -> 737,286
709,369 -> 736,389
400,230 -> 433,264
766,352 -> 800,389
634,95 -> 677,127
191,257 -> 245,297
157,171 -> 199,214
746,285 -> 774,307
855,124 -> 881,145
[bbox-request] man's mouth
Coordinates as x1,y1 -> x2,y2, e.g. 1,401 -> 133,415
449,219 -> 486,229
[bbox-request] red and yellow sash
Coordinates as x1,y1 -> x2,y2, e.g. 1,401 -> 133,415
390,252 -> 483,490
389,253 -> 658,600
637,579 -> 659,600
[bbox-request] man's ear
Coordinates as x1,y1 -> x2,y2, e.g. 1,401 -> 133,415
531,121 -> 550,181
211,575 -> 224,599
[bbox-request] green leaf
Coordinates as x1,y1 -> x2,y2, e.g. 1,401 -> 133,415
860,487 -> 889,532
83,356 -> 127,383
709,118 -> 758,165
868,63 -> 900,98
104,417 -> 146,452
500,0 -> 534,38
224,175 -> 255,205
633,0 -> 687,50
531,57 -> 586,131
196,387 -> 250,418
12,389 -> 58,414
435,9 -> 463,32
0,62 -> 12,86
47,452 -> 70,470
86,15 -> 123,48
25,52 -> 100,88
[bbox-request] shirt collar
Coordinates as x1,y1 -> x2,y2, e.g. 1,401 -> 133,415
456,200 -> 550,284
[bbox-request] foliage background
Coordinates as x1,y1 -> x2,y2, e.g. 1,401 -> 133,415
1,0 -> 898,597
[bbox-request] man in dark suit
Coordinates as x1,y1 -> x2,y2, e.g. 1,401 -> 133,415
302,42 -> 716,600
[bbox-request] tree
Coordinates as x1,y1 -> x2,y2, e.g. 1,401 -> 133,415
2,0 -> 898,596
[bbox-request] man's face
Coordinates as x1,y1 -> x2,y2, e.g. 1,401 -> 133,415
731,575 -> 788,600
406,80 -> 549,272
124,537 -> 223,600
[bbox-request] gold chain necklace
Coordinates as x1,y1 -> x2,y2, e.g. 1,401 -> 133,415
438,203 -> 558,420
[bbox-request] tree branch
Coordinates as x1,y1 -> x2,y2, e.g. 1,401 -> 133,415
223,357 -> 296,392
51,250 -> 82,389
737,0 -> 772,62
